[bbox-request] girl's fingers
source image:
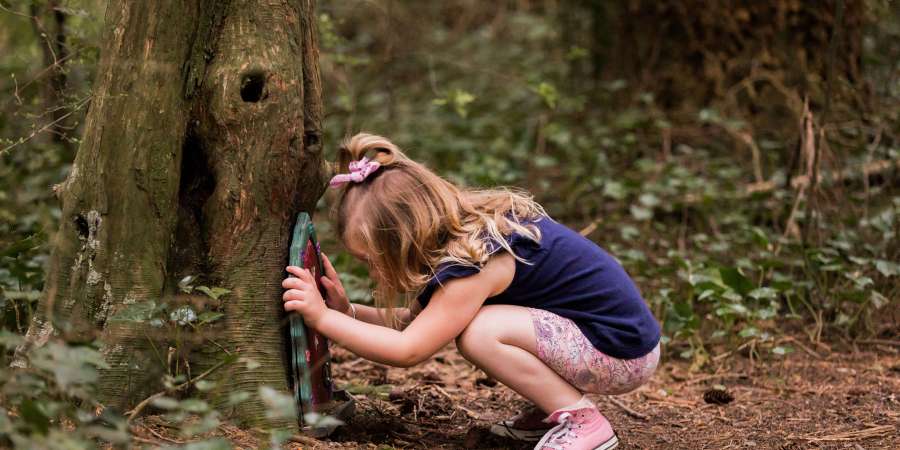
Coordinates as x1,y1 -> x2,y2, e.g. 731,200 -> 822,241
286,266 -> 316,285
282,288 -> 306,302
299,267 -> 316,285
320,275 -> 336,292
282,277 -> 307,290
283,300 -> 304,312
321,252 -> 340,282
282,276 -> 316,293
286,265 -> 306,278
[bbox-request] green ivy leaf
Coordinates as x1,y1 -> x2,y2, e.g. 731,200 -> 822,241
151,396 -> 180,410
870,291 -> 888,309
602,181 -> 626,200
719,267 -> 754,296
630,205 -> 653,221
259,386 -> 296,421
532,82 -> 558,109
771,346 -> 794,356
196,286 -> 231,301
108,300 -> 158,323
198,311 -> 225,325
226,391 -> 252,406
748,287 -> 778,300
179,399 -> 210,413
874,259 -> 900,277
738,326 -> 759,338
194,380 -> 216,392
0,329 -> 24,349
19,398 -> 50,435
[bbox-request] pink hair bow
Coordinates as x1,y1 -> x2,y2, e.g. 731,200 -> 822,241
329,156 -> 382,188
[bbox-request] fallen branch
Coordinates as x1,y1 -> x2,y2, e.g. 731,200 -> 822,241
683,372 -> 747,386
745,158 -> 900,197
779,336 -> 824,359
794,424 -> 895,442
856,339 -> 900,347
455,404 -> 480,420
125,357 -> 230,422
607,397 -> 648,420
289,433 -> 321,446
676,158 -> 900,207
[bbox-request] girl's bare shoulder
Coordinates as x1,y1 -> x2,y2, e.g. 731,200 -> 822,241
480,251 -> 516,297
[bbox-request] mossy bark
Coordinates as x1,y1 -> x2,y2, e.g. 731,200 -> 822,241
18,0 -> 327,427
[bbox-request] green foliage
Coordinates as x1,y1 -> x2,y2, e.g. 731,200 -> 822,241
107,276 -> 229,330
315,1 -> 900,365
0,338 -> 129,448
0,2 -> 898,446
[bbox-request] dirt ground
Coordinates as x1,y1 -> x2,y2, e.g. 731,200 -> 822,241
133,338 -> 900,449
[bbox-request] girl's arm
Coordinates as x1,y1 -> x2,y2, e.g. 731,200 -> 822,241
282,253 -> 515,367
315,252 -> 416,328
351,303 -> 414,329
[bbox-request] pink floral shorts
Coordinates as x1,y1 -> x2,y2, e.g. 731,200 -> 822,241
529,307 -> 660,395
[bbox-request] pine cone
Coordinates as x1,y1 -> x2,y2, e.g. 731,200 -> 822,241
703,388 -> 734,405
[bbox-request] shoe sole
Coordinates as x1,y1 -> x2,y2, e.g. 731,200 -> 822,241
593,434 -> 619,450
488,422 -> 550,441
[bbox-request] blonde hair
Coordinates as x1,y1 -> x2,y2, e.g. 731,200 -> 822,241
332,133 -> 546,327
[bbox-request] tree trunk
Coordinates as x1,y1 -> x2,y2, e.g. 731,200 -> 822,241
17,0 -> 328,426
29,0 -> 76,153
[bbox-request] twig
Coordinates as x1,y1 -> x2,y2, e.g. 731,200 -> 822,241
607,397 -> 648,420
131,435 -> 164,445
289,433 -> 322,446
794,424 -> 895,442
712,340 -> 756,362
431,384 -> 454,402
579,221 -> 598,237
856,339 -> 900,347
125,358 -> 230,422
130,424 -> 183,444
746,158 -> 900,196
684,373 -> 747,386
0,95 -> 92,155
779,336 -> 823,359
455,404 -> 480,420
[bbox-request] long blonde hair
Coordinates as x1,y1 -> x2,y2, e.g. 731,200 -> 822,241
332,133 -> 546,327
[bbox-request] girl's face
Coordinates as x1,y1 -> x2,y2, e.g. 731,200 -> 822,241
343,229 -> 370,265
342,203 -> 372,264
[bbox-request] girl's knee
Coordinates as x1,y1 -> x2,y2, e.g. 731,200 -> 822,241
455,305 -> 507,358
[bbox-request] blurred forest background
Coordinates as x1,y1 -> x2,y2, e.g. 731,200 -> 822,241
1,0 -> 899,448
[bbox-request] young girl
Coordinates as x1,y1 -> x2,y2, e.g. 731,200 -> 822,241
281,133 -> 661,450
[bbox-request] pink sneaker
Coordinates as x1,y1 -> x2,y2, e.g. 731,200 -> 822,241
534,397 -> 618,450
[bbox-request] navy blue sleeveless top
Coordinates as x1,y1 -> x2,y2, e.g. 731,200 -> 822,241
416,215 -> 661,359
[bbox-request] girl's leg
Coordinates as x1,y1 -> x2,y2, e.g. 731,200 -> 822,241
454,304 -> 583,413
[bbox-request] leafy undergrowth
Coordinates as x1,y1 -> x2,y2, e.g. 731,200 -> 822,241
124,343 -> 900,449
3,2 -> 900,448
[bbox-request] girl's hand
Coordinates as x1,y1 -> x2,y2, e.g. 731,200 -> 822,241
282,266 -> 327,326
319,252 -> 352,316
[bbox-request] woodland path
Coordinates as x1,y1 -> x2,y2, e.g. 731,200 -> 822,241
133,339 -> 900,449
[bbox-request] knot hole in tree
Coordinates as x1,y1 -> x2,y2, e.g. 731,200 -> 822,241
74,214 -> 89,238
239,69 -> 267,102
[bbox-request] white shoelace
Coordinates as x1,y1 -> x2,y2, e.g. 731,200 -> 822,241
534,412 -> 581,450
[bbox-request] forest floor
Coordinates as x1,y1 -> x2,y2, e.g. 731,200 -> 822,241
133,338 -> 900,449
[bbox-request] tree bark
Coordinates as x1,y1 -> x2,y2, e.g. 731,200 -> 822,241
17,0 -> 327,426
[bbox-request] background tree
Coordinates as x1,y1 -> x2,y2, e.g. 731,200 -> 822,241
15,0 -> 328,425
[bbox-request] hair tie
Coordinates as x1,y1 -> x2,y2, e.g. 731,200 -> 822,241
329,156 -> 382,188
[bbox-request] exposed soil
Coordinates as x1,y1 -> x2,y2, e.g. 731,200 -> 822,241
132,338 -> 900,449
